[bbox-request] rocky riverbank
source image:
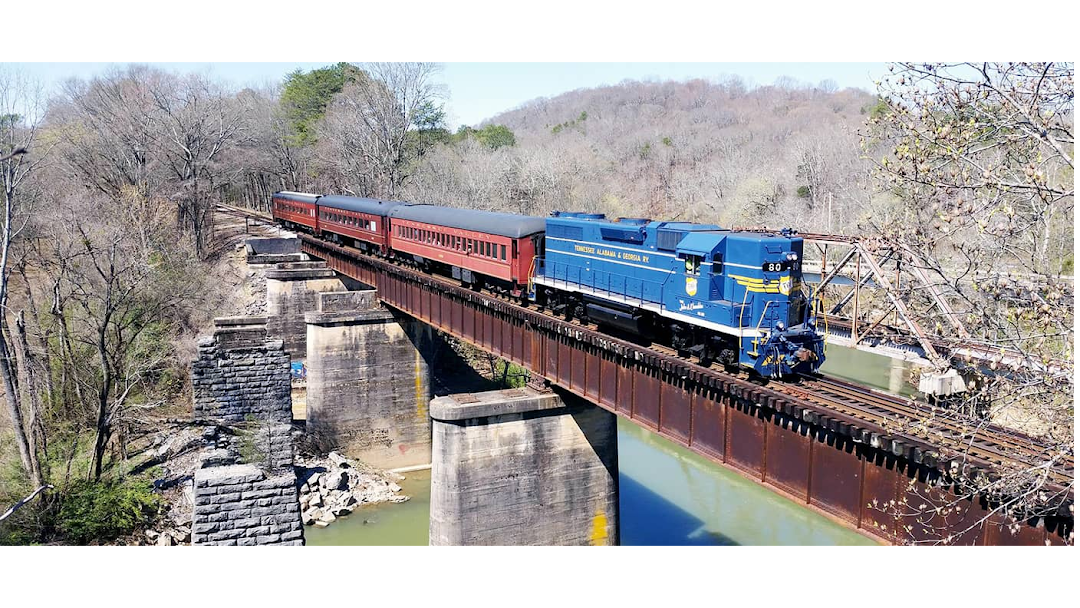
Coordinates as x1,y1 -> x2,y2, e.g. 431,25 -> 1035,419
120,421 -> 410,545
296,451 -> 409,528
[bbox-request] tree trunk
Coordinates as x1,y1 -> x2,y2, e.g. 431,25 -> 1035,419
0,330 -> 42,487
0,180 -> 43,487
14,310 -> 48,478
89,322 -> 112,482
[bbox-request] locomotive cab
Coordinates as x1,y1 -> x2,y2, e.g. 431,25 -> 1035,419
674,232 -> 728,305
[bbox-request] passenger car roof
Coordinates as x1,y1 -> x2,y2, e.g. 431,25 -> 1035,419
319,195 -> 406,217
273,191 -> 320,204
390,205 -> 547,238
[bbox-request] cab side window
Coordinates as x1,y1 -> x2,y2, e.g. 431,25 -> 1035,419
712,253 -> 723,273
684,255 -> 701,275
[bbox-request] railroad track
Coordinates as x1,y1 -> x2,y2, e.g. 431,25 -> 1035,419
786,375 -> 1074,486
219,203 -> 1075,494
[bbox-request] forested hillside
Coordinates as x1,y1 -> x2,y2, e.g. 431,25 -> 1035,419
405,79 -> 880,232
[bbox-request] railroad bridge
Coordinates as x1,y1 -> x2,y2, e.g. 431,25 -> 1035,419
206,207 -> 1073,546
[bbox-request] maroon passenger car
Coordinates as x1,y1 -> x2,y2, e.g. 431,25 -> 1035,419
316,195 -> 406,255
271,191 -> 320,232
387,205 -> 546,297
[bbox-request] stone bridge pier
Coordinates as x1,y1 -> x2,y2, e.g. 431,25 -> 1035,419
189,317 -> 305,546
428,387 -> 619,546
304,290 -> 435,470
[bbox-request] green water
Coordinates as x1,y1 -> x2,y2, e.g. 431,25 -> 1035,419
306,470 -> 431,546
819,342 -> 918,398
307,344 -> 908,546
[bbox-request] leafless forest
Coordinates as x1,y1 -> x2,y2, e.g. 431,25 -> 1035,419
0,62 -> 1073,544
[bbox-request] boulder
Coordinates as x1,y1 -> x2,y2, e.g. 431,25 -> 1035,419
145,529 -> 160,542
319,511 -> 337,525
332,504 -> 354,517
327,452 -> 350,468
157,533 -> 175,547
323,470 -> 348,491
308,492 -> 323,508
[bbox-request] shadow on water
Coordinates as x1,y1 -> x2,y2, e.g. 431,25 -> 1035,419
620,474 -> 740,546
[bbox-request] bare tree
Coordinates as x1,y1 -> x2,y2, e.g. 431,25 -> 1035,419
0,68 -> 50,487
58,66 -> 162,205
864,62 -> 1074,542
148,71 -> 247,255
318,62 -> 446,197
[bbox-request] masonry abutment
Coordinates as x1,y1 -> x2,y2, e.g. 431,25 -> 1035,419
245,236 -> 309,267
428,386 -> 620,546
189,316 -> 305,546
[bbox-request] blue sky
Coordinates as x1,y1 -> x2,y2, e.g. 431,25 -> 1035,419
10,62 -> 886,127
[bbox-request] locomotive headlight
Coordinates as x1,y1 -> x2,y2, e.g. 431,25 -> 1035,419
785,252 -> 798,261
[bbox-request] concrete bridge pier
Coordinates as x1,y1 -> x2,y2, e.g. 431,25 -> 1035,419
429,387 -> 619,546
265,261 -> 355,360
304,290 -> 435,469
245,237 -> 308,268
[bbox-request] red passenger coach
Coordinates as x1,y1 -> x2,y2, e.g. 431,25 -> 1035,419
387,205 -> 546,297
316,195 -> 407,255
271,191 -> 320,231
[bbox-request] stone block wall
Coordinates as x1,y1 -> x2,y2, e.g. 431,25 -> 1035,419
192,317 -> 292,424
237,422 -> 295,472
192,463 -> 304,546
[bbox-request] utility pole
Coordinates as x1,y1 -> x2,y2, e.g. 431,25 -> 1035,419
827,191 -> 833,234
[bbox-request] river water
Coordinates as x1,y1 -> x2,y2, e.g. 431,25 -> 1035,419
307,344 -> 910,546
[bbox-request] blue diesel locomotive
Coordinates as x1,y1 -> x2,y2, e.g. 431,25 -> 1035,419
531,212 -> 825,377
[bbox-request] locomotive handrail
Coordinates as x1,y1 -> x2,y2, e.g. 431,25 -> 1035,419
816,295 -> 830,356
740,288 -> 751,327
755,300 -> 774,331
528,256 -> 540,295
